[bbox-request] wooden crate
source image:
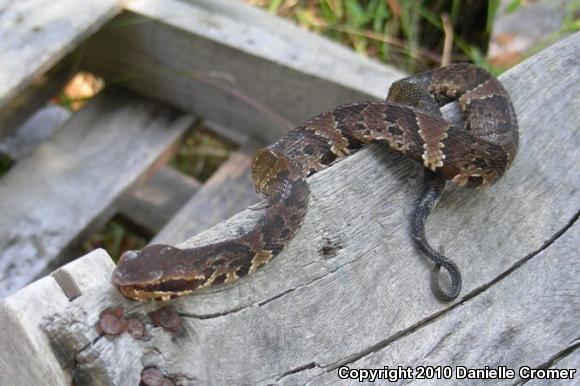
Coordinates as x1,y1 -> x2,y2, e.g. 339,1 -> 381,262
0,0 -> 578,385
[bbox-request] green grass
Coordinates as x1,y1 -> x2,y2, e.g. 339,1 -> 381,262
170,128 -> 234,182
249,0 -> 579,74
81,215 -> 149,260
249,0 -> 501,72
563,0 -> 580,33
0,154 -> 13,177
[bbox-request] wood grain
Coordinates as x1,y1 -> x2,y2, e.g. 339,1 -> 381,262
0,273 -> 71,385
288,222 -> 580,385
79,0 -> 404,142
40,32 -> 580,385
0,89 -> 194,298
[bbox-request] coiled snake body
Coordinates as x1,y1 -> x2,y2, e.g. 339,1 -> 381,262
113,64 -> 518,302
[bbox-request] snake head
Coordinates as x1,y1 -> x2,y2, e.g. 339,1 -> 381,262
112,244 -> 207,301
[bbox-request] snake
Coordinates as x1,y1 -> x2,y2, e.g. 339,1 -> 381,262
112,63 -> 518,302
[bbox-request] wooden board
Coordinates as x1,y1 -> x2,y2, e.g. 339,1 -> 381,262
0,102 -> 204,236
37,32 -> 580,385
0,100 -> 201,245
118,120 -> 265,235
285,223 -> 580,385
0,249 -> 115,386
118,166 -> 201,234
0,0 -> 122,137
152,152 -> 257,245
79,0 -> 405,142
0,273 -> 71,385
0,89 -> 194,298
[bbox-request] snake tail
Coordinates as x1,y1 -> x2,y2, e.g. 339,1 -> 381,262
412,169 -> 462,301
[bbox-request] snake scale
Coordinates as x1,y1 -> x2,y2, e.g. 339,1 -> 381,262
112,63 -> 518,302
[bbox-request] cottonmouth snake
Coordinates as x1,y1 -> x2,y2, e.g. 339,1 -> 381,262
112,63 -> 518,302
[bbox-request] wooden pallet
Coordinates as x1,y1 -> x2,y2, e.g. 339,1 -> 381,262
0,0 -> 578,385
0,0 -> 398,298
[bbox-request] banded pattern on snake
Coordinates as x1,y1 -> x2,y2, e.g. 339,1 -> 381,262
112,63 -> 518,302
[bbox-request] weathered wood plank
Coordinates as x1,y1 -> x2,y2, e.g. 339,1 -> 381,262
0,274 -> 71,385
0,89 -> 194,298
0,0 -> 122,137
203,119 -> 265,154
39,33 -> 580,385
289,222 -> 580,385
152,152 -> 257,245
0,102 -> 201,236
0,249 -> 115,386
79,0 -> 404,142
118,166 -> 201,234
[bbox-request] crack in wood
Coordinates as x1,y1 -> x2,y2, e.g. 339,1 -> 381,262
71,334 -> 104,380
321,210 -> 579,372
179,248 -> 365,316
178,305 -> 248,320
458,210 -> 579,304
274,361 -> 318,382
257,287 -> 296,307
514,342 -> 580,385
256,250 -> 366,309
177,251 -> 361,317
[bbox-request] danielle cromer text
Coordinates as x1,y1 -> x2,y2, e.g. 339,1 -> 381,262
337,365 -> 576,382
